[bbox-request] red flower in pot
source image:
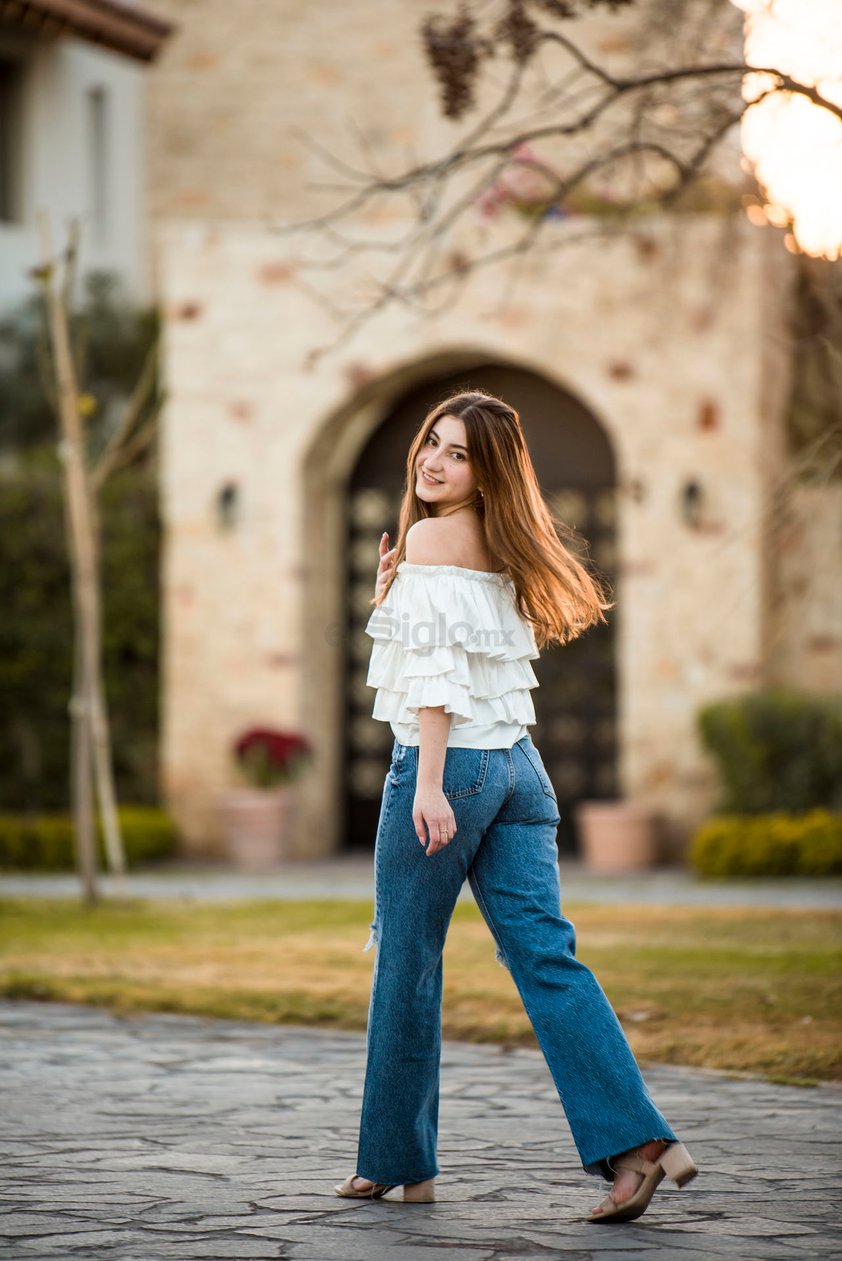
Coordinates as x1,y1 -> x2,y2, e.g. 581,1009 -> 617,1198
221,729 -> 314,869
233,728 -> 314,789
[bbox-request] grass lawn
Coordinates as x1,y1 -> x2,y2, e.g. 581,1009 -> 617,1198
1,897 -> 839,1084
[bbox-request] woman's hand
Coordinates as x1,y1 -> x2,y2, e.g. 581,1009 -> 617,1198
375,531 -> 397,600
413,786 -> 457,856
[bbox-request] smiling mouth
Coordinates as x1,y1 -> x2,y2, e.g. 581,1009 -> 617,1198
420,470 -> 442,485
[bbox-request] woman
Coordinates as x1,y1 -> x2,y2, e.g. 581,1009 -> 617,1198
334,390 -> 697,1223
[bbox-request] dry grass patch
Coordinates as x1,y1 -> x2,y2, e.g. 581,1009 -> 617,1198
0,897 -> 839,1083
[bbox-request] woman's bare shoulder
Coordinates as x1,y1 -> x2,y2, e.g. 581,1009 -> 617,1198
405,517 -> 463,565
406,515 -> 500,571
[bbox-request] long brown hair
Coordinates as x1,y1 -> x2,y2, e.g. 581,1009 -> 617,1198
371,389 -> 614,648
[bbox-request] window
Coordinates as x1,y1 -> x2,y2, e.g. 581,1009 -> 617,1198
0,58 -> 23,224
88,84 -> 109,244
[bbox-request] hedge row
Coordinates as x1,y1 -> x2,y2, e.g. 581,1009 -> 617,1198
0,806 -> 178,870
690,809 -> 842,878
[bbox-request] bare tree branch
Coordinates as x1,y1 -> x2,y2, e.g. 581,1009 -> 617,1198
284,63 -> 840,236
91,395 -> 164,492
91,339 -> 158,488
279,2 -> 841,358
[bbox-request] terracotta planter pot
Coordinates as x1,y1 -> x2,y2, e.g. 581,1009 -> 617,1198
573,800 -> 660,872
217,786 -> 297,870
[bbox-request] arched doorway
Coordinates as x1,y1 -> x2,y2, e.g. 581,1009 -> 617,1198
342,362 -> 618,855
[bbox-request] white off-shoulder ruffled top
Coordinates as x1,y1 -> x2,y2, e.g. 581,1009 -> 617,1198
364,562 -> 540,749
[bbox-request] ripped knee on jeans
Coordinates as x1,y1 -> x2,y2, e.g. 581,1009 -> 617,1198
363,919 -> 379,954
494,940 -> 511,972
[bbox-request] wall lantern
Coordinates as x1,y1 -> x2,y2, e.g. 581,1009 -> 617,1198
216,480 -> 240,530
679,479 -> 704,529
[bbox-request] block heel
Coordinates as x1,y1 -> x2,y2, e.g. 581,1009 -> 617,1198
659,1141 -> 698,1188
403,1178 -> 436,1202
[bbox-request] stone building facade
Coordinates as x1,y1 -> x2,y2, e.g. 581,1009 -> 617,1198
145,1 -> 841,859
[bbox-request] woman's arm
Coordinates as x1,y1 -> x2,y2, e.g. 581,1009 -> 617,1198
406,518 -> 461,856
415,706 -> 456,856
417,706 -> 450,789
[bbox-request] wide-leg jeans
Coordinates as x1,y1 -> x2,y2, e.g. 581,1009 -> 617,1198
355,734 -> 678,1186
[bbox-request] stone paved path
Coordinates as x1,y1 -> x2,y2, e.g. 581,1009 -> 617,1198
1,1002 -> 840,1261
4,859 -> 841,908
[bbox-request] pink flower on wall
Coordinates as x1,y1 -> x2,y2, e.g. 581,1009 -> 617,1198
474,142 -> 574,220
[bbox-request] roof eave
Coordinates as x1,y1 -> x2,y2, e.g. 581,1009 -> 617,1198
0,0 -> 174,64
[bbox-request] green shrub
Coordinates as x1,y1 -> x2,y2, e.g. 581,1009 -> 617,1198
697,689 -> 842,814
0,806 -> 178,871
0,448 -> 160,811
691,809 -> 842,878
112,807 -> 179,864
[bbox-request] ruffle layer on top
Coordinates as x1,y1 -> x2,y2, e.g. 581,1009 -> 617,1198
364,563 -> 540,730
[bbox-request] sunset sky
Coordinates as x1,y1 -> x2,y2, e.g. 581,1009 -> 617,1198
733,0 -> 842,260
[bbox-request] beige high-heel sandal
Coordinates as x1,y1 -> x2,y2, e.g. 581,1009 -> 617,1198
585,1141 -> 698,1224
334,1174 -> 436,1203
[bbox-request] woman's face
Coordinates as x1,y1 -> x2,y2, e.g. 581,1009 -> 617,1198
415,414 -> 478,513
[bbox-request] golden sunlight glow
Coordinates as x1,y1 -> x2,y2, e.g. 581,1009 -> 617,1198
732,0 -> 842,260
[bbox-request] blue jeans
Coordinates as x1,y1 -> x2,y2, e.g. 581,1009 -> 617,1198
355,735 -> 678,1186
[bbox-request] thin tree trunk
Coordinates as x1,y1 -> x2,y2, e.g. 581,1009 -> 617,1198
88,494 -> 126,885
37,214 -> 115,902
70,608 -> 98,903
